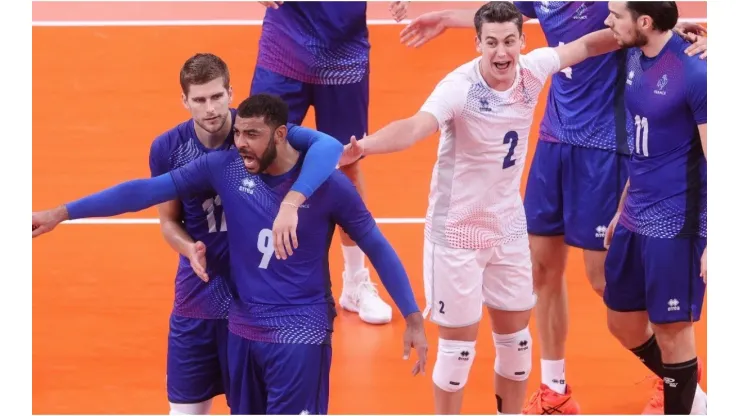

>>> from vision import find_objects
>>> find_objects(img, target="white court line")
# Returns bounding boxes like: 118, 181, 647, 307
62, 217, 425, 225
32, 17, 707, 27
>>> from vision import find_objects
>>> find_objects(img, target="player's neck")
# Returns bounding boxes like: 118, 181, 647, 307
263, 144, 300, 176
194, 116, 232, 149
478, 60, 515, 92
641, 30, 674, 58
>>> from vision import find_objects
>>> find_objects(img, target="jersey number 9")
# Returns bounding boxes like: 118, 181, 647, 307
257, 228, 275, 269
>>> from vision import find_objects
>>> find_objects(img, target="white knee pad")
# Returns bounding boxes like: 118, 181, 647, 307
432, 338, 477, 393
493, 326, 532, 382
169, 400, 213, 415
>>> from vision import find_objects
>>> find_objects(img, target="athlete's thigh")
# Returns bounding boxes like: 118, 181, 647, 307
313, 74, 369, 145
603, 225, 647, 313
524, 140, 565, 237
249, 66, 312, 125
482, 235, 537, 312
257, 342, 332, 415
423, 237, 485, 327
562, 146, 630, 251
644, 235, 707, 325
167, 315, 227, 404
226, 332, 266, 415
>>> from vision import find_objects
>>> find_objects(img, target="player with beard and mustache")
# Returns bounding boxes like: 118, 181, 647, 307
31, 93, 429, 416
602, 2, 708, 414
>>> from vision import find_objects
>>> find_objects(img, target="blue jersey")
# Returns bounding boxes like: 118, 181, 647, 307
256, 1, 370, 85
514, 1, 632, 153
169, 150, 376, 345
621, 33, 707, 239
148, 109, 238, 319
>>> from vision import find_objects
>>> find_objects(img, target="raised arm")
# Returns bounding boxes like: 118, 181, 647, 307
554, 29, 620, 72
283, 124, 343, 207
32, 154, 218, 238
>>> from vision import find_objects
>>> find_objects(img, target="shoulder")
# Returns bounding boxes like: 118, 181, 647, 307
430, 59, 477, 97
520, 47, 559, 68
150, 119, 192, 153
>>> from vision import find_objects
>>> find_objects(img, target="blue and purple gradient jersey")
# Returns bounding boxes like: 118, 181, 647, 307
148, 109, 238, 319
170, 151, 378, 345
514, 1, 632, 153
256, 1, 370, 85
621, 32, 707, 238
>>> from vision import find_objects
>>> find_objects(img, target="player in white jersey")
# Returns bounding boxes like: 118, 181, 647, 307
338, 2, 621, 414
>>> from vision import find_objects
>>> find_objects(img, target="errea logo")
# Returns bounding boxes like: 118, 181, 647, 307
667, 299, 680, 312
239, 177, 255, 194
595, 225, 607, 238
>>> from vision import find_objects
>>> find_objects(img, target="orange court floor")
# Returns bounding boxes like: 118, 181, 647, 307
32, 2, 708, 414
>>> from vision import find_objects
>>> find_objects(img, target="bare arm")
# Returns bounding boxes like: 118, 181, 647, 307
157, 199, 195, 256
438, 8, 530, 28
361, 111, 440, 156
617, 179, 630, 213
699, 124, 707, 159
554, 28, 619, 72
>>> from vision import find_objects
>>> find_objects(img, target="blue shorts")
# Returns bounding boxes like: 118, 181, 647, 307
524, 140, 630, 251
166, 315, 230, 405
604, 224, 706, 324
250, 66, 369, 145
227, 332, 332, 415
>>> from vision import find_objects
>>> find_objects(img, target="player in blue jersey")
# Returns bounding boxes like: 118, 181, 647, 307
399, 3, 706, 413
148, 53, 236, 415
602, 2, 707, 414
150, 53, 339, 414
32, 94, 429, 415
248, 1, 409, 326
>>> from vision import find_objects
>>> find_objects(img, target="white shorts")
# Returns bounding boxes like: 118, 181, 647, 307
422, 235, 536, 328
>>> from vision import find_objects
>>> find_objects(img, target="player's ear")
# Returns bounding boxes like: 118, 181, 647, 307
181, 92, 189, 110
227, 86, 233, 105
275, 125, 288, 143
520, 32, 526, 51
475, 35, 482, 53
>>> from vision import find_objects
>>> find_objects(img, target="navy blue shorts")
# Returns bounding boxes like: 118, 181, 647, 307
166, 315, 230, 405
227, 332, 332, 415
524, 140, 630, 251
604, 224, 706, 324
250, 66, 369, 145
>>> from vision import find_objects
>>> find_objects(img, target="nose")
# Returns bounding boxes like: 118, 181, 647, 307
206, 99, 216, 113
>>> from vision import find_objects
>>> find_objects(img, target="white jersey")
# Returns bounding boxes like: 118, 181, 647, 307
420, 47, 561, 249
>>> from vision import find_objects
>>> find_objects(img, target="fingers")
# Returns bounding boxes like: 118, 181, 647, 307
399, 21, 418, 41
32, 226, 45, 238
274, 229, 287, 260
282, 229, 294, 257
403, 340, 411, 360
290, 226, 299, 251
417, 344, 428, 375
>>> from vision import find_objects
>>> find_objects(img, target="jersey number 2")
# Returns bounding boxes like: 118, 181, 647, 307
503, 131, 519, 169
257, 229, 275, 269
634, 115, 649, 156
202, 196, 227, 233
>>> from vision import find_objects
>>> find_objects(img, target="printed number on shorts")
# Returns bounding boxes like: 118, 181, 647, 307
503, 131, 519, 169
202, 195, 227, 233
257, 228, 275, 269
438, 300, 446, 314
634, 115, 649, 156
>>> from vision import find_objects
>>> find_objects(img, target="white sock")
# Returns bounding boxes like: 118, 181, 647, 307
169, 400, 212, 415
541, 359, 567, 394
341, 244, 366, 277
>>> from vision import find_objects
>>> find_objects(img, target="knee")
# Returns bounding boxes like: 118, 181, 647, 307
493, 326, 532, 382
584, 260, 606, 297
432, 339, 476, 393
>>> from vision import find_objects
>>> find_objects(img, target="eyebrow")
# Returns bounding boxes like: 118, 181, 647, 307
485, 34, 517, 41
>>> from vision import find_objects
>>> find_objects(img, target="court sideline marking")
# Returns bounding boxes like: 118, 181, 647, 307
32, 17, 707, 27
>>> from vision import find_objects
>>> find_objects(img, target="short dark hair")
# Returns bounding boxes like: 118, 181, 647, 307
626, 1, 678, 32
179, 53, 230, 95
474, 1, 524, 37
236, 94, 289, 129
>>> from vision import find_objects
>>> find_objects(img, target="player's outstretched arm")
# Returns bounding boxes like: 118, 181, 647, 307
272, 125, 344, 259
554, 28, 620, 72
339, 111, 439, 167
32, 174, 181, 238
329, 174, 428, 375
400, 5, 531, 48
